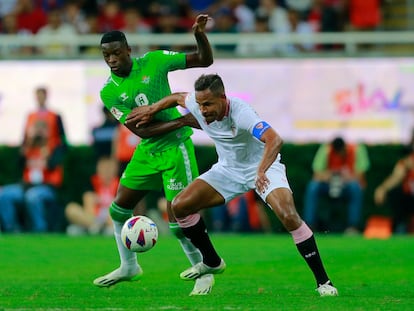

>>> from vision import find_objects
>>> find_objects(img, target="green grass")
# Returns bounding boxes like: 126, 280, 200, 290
1, 233, 414, 310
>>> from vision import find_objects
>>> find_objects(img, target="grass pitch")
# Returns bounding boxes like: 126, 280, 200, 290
0, 233, 413, 311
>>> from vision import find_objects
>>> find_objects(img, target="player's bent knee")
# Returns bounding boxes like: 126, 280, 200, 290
279, 212, 302, 230
171, 196, 187, 218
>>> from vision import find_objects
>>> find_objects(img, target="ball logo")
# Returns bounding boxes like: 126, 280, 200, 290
125, 236, 132, 249
127, 217, 139, 229
137, 229, 146, 247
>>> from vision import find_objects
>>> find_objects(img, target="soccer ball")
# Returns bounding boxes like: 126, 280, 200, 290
121, 215, 158, 253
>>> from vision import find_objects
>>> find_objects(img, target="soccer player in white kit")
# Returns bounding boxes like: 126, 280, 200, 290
126, 74, 338, 296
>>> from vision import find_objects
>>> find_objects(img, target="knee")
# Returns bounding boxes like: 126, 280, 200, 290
171, 195, 192, 219
279, 211, 302, 231
171, 196, 185, 218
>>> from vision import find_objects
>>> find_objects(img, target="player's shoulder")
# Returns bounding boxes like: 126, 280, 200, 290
100, 77, 116, 98
140, 50, 179, 59
230, 97, 256, 115
184, 92, 197, 110
101, 76, 112, 88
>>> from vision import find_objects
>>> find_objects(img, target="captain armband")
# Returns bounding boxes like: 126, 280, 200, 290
252, 121, 271, 140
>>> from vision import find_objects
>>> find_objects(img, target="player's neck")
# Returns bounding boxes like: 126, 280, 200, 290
217, 99, 230, 121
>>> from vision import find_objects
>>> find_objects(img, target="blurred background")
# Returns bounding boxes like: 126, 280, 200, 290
1, 0, 414, 236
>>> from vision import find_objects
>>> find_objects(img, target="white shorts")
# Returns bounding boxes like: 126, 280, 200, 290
198, 160, 291, 204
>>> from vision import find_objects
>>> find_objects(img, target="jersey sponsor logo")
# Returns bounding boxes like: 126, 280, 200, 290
141, 76, 150, 84
110, 107, 123, 120
135, 93, 149, 106
120, 92, 129, 101
163, 50, 178, 55
167, 178, 185, 191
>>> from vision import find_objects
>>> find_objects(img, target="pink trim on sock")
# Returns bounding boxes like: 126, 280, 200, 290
290, 222, 313, 244
176, 213, 201, 228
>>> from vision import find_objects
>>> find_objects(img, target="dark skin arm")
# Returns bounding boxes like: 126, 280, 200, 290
123, 14, 211, 137
255, 128, 284, 194
126, 92, 188, 127
186, 14, 213, 68
124, 113, 201, 139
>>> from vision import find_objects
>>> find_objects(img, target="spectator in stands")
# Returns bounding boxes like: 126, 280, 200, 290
38, 0, 65, 11
255, 0, 290, 34
186, 0, 219, 15
151, 5, 188, 50
0, 13, 34, 56
65, 156, 118, 236
304, 0, 347, 49
0, 0, 17, 19
36, 8, 78, 57
210, 7, 238, 52
77, 0, 99, 16
227, 0, 256, 32
121, 7, 152, 34
14, 0, 48, 34
62, 0, 89, 34
284, 8, 315, 53
91, 106, 118, 160
302, 136, 370, 234
374, 138, 414, 233
79, 12, 101, 55
97, 0, 125, 33
347, 0, 382, 31
0, 86, 67, 233
285, 0, 312, 19
236, 11, 277, 56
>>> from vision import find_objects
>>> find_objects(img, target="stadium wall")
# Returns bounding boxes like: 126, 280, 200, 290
0, 143, 406, 232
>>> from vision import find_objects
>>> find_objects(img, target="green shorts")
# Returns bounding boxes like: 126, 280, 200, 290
120, 138, 199, 201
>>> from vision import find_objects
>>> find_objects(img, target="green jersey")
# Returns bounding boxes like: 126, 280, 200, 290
100, 50, 193, 153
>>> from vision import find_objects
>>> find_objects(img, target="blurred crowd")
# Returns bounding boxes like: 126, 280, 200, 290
0, 0, 383, 57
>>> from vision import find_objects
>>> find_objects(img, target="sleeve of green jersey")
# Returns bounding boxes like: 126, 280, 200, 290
100, 87, 131, 124
151, 50, 186, 71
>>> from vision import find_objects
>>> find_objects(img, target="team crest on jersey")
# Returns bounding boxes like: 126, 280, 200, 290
110, 107, 123, 120
255, 122, 264, 129
141, 76, 150, 84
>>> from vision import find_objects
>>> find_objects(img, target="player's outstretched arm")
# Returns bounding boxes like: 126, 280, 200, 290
124, 113, 200, 139
126, 92, 188, 127
186, 14, 213, 68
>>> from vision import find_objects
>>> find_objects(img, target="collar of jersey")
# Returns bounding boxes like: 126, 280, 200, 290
110, 59, 138, 85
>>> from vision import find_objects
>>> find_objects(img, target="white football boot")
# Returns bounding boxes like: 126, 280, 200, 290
190, 274, 215, 296
316, 281, 338, 297
93, 266, 143, 287
180, 259, 226, 280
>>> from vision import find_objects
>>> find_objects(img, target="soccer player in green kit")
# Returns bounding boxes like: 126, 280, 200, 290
94, 14, 214, 296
